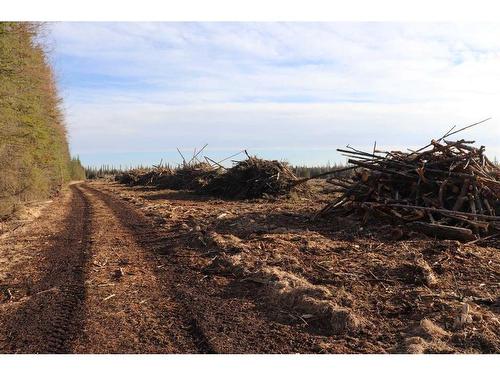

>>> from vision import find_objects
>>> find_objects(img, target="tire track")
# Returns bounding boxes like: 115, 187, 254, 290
45, 285, 86, 353
42, 186, 91, 353
3, 184, 91, 353
81, 184, 217, 353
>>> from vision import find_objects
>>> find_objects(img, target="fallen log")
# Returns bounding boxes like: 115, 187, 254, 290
409, 222, 475, 241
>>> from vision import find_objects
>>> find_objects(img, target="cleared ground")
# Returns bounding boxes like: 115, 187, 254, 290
0, 181, 498, 353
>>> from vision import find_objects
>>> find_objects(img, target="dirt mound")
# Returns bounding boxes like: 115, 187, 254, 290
205, 232, 249, 253
207, 251, 364, 335
393, 294, 499, 354
199, 157, 304, 199
403, 336, 454, 354
416, 318, 452, 340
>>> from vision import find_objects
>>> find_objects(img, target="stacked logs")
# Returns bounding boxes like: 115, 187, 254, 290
320, 139, 500, 240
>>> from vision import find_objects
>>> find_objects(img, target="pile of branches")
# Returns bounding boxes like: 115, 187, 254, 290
320, 131, 499, 241
199, 156, 302, 199
115, 163, 220, 190
115, 166, 173, 186
115, 168, 151, 185
159, 162, 221, 190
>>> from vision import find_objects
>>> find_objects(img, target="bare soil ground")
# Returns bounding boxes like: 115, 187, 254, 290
0, 180, 498, 353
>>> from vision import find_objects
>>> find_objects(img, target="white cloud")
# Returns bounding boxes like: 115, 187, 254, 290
49, 22, 500, 165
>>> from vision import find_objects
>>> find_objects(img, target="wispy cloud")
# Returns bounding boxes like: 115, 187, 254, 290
49, 22, 500, 166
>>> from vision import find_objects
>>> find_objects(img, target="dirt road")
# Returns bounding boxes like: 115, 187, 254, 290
0, 181, 498, 353
0, 182, 313, 353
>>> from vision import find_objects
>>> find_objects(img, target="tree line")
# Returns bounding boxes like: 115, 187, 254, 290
0, 22, 84, 219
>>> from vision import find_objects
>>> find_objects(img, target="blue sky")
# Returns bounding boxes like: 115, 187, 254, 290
48, 22, 500, 167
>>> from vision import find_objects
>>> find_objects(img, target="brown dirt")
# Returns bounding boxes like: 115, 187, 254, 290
0, 180, 498, 353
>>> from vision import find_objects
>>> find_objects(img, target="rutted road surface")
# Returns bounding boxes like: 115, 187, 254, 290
1, 181, 498, 353
0, 182, 314, 353
0, 183, 220, 353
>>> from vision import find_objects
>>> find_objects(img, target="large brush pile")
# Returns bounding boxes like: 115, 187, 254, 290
320, 138, 500, 241
158, 162, 221, 190
115, 167, 173, 186
115, 163, 220, 190
115, 168, 149, 185
199, 157, 301, 199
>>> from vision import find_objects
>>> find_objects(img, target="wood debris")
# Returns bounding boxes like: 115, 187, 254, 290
319, 122, 499, 240
199, 156, 302, 199
116, 152, 305, 199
